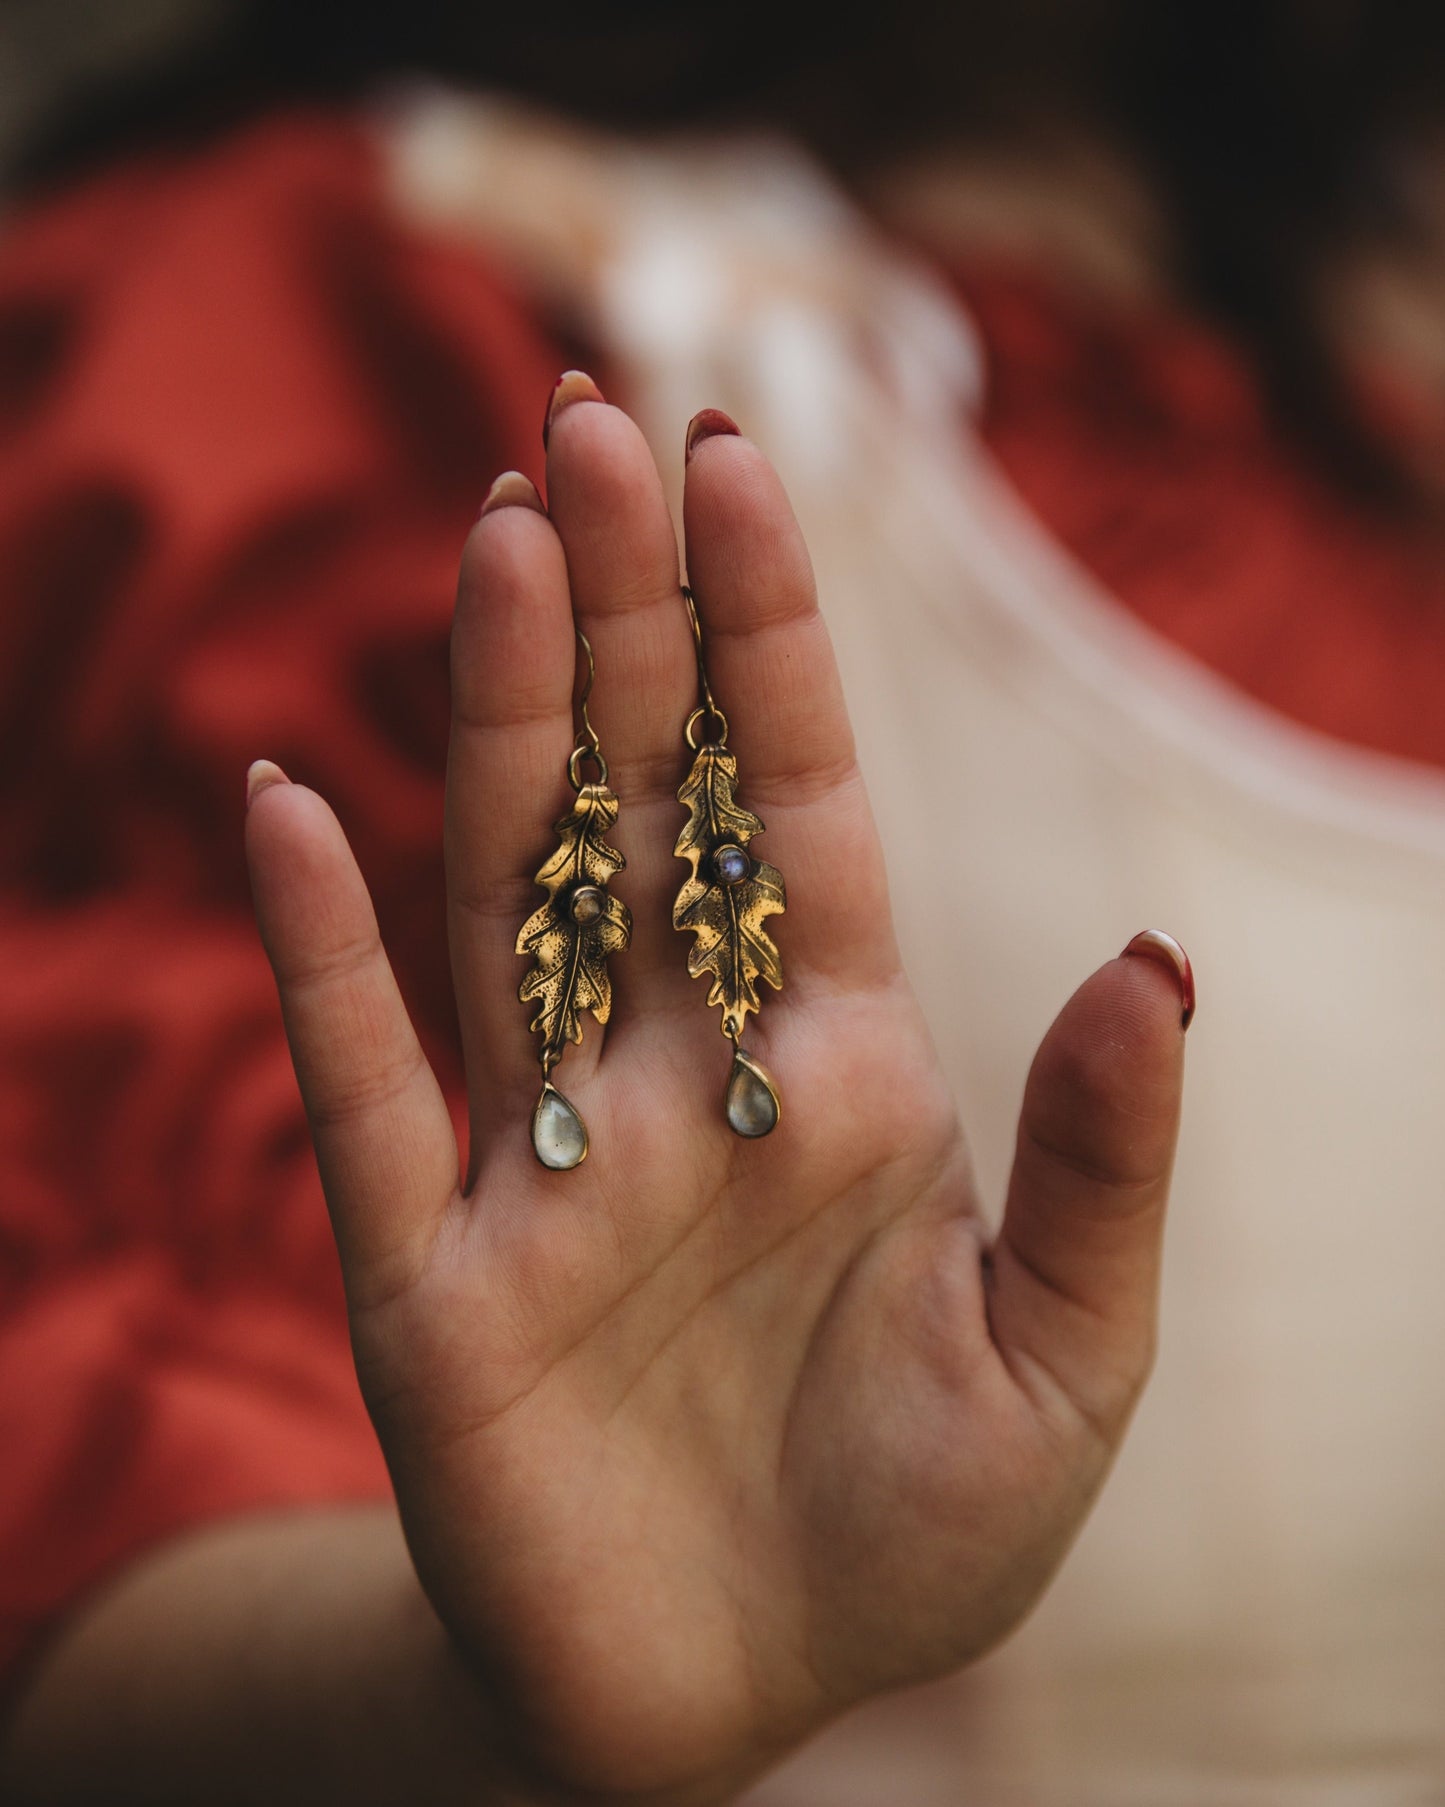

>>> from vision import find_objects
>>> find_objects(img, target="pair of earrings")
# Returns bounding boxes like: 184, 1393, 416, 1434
515, 588, 785, 1170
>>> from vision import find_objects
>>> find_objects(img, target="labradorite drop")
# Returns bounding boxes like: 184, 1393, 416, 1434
725, 1050, 780, 1139
531, 1083, 589, 1170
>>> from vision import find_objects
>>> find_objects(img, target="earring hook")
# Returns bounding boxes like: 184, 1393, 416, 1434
574, 627, 600, 755
568, 628, 608, 788
682, 586, 729, 749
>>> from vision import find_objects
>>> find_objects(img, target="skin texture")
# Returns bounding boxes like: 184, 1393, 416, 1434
1, 394, 1185, 1805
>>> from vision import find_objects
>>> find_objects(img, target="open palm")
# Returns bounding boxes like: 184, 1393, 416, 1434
245, 384, 1188, 1803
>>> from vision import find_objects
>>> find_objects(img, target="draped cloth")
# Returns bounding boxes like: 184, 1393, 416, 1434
0, 114, 557, 1692
4, 95, 1445, 1801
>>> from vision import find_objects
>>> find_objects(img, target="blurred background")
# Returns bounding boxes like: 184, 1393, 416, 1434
3, 5, 1445, 1803
10, 0, 1445, 512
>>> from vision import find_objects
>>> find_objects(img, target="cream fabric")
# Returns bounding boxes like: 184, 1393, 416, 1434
386, 95, 1445, 1802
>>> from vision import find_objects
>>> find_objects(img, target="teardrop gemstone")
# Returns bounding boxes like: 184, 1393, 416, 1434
725, 1049, 780, 1139
531, 1082, 589, 1170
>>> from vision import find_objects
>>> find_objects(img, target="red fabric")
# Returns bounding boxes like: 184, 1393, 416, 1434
956, 265, 1445, 772
5, 109, 1444, 1703
0, 115, 560, 1690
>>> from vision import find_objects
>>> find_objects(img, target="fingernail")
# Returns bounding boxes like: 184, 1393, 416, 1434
685, 408, 741, 463
542, 370, 605, 449
246, 759, 290, 810
479, 471, 546, 519
1121, 929, 1196, 1031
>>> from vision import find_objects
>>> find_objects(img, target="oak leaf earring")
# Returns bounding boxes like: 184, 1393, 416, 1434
516, 630, 631, 1170
672, 586, 785, 1137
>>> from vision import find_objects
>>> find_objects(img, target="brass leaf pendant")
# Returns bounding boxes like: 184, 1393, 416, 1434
516, 781, 631, 1165
672, 745, 785, 1042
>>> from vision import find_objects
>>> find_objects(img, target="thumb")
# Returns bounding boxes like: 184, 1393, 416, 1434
990, 931, 1192, 1441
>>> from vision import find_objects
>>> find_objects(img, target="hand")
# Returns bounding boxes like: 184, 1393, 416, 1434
245, 385, 1188, 1802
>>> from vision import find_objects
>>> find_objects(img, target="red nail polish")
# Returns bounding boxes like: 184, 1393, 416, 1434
685, 408, 741, 463
246, 759, 290, 810
542, 370, 605, 449
479, 471, 546, 519
1121, 930, 1195, 1031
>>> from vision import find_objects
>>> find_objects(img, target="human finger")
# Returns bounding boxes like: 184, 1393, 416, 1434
989, 932, 1192, 1443
246, 764, 460, 1302
543, 376, 698, 1012
446, 472, 587, 1159
681, 414, 900, 993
